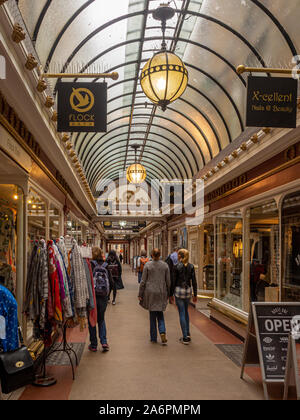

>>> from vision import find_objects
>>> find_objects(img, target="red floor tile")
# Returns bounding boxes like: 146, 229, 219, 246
188, 306, 243, 344
19, 366, 74, 400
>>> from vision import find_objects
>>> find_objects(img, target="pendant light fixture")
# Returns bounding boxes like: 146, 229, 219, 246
126, 144, 147, 184
140, 4, 188, 111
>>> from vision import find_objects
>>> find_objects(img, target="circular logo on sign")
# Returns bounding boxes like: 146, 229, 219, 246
70, 88, 95, 113
15, 361, 24, 368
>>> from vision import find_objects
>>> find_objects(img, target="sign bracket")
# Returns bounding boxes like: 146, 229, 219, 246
40, 72, 119, 80
237, 65, 300, 76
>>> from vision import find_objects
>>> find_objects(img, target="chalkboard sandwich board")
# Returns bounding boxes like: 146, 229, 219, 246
241, 302, 300, 400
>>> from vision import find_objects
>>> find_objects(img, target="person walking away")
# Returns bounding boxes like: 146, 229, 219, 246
88, 247, 111, 352
170, 249, 197, 345
165, 247, 179, 284
119, 253, 123, 264
138, 248, 170, 345
137, 249, 149, 284
105, 250, 122, 305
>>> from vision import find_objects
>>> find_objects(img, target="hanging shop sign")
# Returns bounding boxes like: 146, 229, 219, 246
57, 82, 107, 133
241, 302, 300, 400
246, 76, 298, 128
284, 334, 300, 400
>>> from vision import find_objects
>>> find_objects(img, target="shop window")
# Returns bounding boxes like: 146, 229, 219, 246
49, 203, 60, 240
27, 189, 46, 248
172, 230, 178, 249
203, 224, 214, 291
190, 239, 197, 266
0, 184, 19, 295
282, 191, 300, 302
246, 200, 279, 303
216, 210, 243, 309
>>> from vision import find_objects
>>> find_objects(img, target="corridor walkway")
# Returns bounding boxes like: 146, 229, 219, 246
68, 266, 263, 400
17, 265, 266, 400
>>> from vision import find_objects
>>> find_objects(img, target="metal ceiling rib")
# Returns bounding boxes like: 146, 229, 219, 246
17, 0, 300, 195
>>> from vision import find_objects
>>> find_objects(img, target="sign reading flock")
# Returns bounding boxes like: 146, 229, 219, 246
57, 82, 107, 132
241, 302, 300, 400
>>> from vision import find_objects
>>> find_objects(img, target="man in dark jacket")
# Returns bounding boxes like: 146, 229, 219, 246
165, 247, 179, 284
170, 249, 197, 345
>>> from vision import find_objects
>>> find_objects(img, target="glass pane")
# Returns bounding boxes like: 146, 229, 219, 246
0, 184, 19, 295
27, 189, 46, 245
246, 200, 279, 303
50, 203, 60, 240
282, 191, 300, 302
216, 210, 243, 310
203, 224, 214, 291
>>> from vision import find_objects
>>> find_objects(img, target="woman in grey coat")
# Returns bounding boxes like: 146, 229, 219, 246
138, 248, 171, 345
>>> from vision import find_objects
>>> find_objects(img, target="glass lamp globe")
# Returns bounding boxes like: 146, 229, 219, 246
140, 51, 188, 111
126, 163, 147, 184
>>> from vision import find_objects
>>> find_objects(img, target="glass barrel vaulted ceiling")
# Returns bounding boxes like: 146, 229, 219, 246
17, 0, 300, 195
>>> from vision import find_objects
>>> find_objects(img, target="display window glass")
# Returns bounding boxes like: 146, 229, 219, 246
49, 203, 60, 240
27, 189, 46, 249
282, 191, 300, 302
246, 200, 279, 303
216, 210, 243, 309
172, 229, 178, 249
203, 223, 214, 291
0, 184, 19, 295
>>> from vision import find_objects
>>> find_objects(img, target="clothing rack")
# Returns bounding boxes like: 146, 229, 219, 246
34, 322, 79, 386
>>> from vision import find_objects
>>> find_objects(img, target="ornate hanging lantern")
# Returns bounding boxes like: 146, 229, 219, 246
126, 144, 147, 184
140, 4, 188, 111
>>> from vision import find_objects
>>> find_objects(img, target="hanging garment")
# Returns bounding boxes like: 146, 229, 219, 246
24, 242, 41, 322
38, 240, 49, 330
47, 241, 63, 324
0, 285, 19, 352
56, 242, 75, 318
70, 240, 89, 321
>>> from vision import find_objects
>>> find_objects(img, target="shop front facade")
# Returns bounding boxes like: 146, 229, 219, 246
204, 140, 300, 337
0, 91, 102, 350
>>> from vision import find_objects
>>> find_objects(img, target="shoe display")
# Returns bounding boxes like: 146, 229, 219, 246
160, 333, 168, 345
88, 344, 97, 352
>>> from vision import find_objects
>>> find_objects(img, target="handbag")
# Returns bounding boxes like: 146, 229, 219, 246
0, 326, 35, 394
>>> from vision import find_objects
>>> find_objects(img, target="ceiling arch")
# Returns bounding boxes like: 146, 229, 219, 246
17, 0, 300, 197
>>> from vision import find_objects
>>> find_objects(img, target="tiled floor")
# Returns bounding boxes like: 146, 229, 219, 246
14, 266, 293, 400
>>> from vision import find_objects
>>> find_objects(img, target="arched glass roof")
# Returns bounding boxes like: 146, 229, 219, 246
18, 0, 300, 194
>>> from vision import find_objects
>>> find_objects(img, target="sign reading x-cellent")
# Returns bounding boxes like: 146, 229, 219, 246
246, 76, 298, 128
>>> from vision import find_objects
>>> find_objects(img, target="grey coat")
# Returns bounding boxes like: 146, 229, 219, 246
138, 260, 171, 312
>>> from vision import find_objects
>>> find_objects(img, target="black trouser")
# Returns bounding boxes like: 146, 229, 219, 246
109, 277, 117, 302
88, 295, 108, 346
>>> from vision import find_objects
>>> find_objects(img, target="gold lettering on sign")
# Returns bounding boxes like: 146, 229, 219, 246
252, 91, 293, 103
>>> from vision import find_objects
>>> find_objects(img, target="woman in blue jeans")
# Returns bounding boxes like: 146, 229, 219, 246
138, 248, 170, 345
170, 249, 197, 345
88, 247, 112, 352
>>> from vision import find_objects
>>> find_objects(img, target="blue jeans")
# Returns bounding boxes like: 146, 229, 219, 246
88, 296, 108, 347
175, 297, 190, 339
138, 271, 143, 284
149, 311, 166, 342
